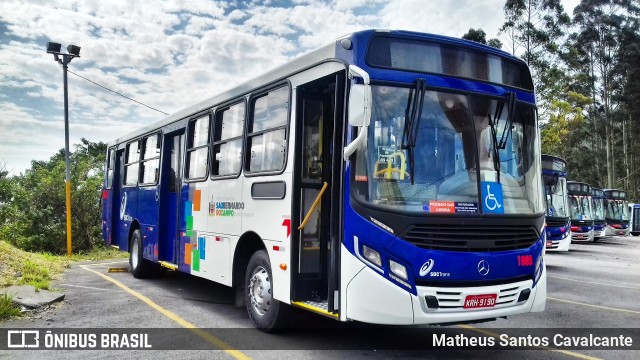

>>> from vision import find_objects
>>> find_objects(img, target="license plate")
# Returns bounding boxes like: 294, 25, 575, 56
463, 294, 497, 309
617, 231, 625, 235
577, 235, 584, 239
546, 241, 553, 246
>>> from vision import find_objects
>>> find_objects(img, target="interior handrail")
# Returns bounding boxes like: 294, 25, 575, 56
298, 181, 328, 230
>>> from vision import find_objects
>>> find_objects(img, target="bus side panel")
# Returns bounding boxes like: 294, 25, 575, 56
137, 185, 159, 261
178, 183, 194, 274
242, 174, 292, 302
202, 179, 241, 285
158, 191, 178, 262
102, 187, 113, 246
177, 182, 211, 275
118, 187, 138, 251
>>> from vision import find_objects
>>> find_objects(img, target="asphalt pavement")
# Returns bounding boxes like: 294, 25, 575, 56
1, 236, 639, 360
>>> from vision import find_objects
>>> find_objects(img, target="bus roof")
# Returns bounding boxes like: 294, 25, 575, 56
541, 154, 567, 175
603, 189, 627, 200
567, 181, 592, 195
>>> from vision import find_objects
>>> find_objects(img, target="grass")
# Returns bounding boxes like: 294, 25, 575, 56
0, 240, 127, 320
0, 240, 69, 291
0, 293, 21, 320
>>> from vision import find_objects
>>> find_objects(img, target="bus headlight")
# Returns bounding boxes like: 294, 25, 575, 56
362, 245, 382, 267
534, 252, 544, 283
389, 260, 408, 280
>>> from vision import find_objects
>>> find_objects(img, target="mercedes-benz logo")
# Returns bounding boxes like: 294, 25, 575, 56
477, 260, 490, 276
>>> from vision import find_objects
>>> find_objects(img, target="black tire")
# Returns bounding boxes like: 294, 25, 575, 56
129, 229, 155, 278
245, 250, 289, 331
632, 232, 640, 237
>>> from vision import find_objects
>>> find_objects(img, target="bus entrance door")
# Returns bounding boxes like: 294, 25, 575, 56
112, 149, 125, 249
158, 131, 184, 264
293, 72, 344, 315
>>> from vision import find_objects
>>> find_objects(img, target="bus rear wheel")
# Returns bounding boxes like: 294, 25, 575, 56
129, 229, 155, 278
245, 250, 289, 331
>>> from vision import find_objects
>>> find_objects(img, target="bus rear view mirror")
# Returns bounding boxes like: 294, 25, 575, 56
347, 65, 371, 127
348, 83, 371, 127
344, 65, 372, 160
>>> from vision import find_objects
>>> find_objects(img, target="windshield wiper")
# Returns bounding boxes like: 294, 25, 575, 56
402, 78, 426, 185
486, 92, 516, 183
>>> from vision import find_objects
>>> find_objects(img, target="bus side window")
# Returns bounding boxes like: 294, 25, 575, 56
140, 133, 161, 185
124, 140, 140, 186
106, 148, 115, 188
247, 86, 289, 173
213, 101, 245, 177
186, 114, 211, 180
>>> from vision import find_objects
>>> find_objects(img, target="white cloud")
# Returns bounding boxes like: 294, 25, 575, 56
0, 0, 579, 174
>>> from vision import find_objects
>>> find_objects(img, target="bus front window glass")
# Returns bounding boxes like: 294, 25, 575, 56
472, 98, 542, 214
569, 196, 581, 220
592, 198, 605, 220
353, 87, 477, 211
581, 196, 592, 220
353, 86, 543, 215
545, 177, 568, 217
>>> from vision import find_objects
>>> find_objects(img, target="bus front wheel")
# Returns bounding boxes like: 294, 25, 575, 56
245, 250, 289, 331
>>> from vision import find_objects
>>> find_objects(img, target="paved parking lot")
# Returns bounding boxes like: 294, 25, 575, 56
1, 236, 638, 359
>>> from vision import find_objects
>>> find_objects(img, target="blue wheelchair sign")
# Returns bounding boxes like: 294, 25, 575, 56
481, 181, 504, 214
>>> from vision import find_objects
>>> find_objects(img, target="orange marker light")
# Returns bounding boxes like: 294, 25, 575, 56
279, 263, 287, 271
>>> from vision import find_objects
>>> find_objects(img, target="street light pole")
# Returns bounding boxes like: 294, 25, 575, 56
46, 42, 81, 257
62, 54, 72, 258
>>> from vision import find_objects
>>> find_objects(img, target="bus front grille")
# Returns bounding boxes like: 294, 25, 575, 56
401, 224, 540, 252
545, 218, 569, 228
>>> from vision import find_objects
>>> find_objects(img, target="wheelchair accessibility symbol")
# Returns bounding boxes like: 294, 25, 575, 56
481, 181, 504, 214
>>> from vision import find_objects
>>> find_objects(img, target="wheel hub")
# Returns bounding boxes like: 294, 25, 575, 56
248, 266, 272, 316
131, 237, 139, 269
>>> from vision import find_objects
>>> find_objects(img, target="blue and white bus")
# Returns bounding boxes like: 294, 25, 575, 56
102, 29, 546, 330
541, 155, 570, 251
567, 181, 594, 242
604, 189, 630, 236
591, 188, 606, 239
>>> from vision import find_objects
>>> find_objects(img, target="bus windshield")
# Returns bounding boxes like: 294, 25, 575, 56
607, 200, 629, 221
592, 197, 605, 221
352, 85, 543, 215
544, 176, 568, 218
569, 195, 592, 221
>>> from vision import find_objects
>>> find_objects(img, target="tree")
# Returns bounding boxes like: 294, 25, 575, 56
572, 0, 637, 188
500, 0, 571, 117
0, 139, 107, 254
541, 92, 595, 183
462, 28, 503, 49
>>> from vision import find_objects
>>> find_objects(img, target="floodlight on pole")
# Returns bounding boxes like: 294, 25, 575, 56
46, 41, 81, 257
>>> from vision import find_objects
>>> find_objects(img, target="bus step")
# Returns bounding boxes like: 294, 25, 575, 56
291, 300, 338, 319
158, 261, 178, 270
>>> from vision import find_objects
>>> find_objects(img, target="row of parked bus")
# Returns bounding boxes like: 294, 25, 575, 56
542, 154, 638, 252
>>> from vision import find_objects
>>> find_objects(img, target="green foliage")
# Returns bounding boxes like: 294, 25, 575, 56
0, 293, 21, 320
462, 28, 503, 49
0, 139, 107, 254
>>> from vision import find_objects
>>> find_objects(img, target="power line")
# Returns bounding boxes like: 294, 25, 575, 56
66, 69, 169, 115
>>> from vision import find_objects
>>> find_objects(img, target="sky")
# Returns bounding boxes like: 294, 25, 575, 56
0, 0, 581, 175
